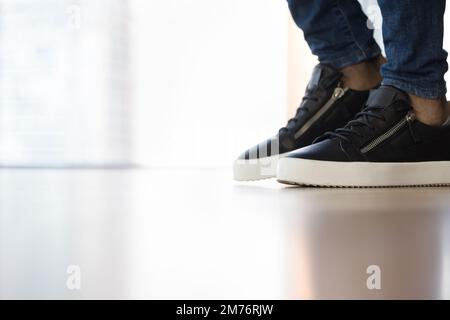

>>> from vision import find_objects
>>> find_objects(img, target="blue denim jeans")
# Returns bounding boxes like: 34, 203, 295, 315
287, 0, 448, 99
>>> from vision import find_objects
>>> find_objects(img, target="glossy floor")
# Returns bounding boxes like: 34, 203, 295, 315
1, 168, 450, 299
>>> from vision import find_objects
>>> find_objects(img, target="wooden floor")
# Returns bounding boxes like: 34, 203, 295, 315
1, 168, 450, 299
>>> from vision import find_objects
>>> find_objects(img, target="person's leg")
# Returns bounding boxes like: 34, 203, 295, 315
276, 1, 450, 187
288, 0, 383, 90
378, 0, 450, 126
234, 0, 383, 181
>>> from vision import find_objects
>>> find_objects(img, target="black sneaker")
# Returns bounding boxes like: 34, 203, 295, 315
233, 63, 372, 181
277, 86, 450, 187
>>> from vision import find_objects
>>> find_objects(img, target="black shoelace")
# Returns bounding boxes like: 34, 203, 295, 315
315, 105, 387, 143
279, 94, 319, 134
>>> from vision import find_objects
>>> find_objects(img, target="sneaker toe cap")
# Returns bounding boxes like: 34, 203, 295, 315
286, 139, 350, 162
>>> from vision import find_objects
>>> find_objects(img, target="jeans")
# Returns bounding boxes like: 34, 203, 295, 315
287, 0, 448, 99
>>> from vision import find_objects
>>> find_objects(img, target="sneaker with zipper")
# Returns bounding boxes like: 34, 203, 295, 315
233, 63, 372, 181
277, 85, 450, 187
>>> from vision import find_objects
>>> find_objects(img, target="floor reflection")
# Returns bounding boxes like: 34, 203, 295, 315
0, 169, 131, 299
2, 169, 450, 299
282, 187, 450, 299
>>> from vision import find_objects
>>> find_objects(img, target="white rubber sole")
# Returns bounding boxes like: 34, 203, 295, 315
277, 157, 450, 187
233, 153, 287, 181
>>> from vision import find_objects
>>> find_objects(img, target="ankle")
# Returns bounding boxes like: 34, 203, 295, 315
409, 94, 450, 126
340, 55, 384, 91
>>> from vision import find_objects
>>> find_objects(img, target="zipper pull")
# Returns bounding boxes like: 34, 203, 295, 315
406, 112, 416, 123
332, 86, 346, 99
406, 111, 420, 143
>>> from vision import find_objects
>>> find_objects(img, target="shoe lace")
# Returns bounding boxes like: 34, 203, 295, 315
315, 105, 386, 143
279, 95, 319, 134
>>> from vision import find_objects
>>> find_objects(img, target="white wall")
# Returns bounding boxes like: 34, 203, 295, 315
130, 0, 289, 167
0, 0, 132, 166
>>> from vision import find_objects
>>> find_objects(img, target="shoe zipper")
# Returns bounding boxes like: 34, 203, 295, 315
294, 85, 348, 139
360, 112, 416, 154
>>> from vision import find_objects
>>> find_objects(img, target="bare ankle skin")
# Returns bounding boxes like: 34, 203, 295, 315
340, 55, 385, 91
409, 94, 450, 126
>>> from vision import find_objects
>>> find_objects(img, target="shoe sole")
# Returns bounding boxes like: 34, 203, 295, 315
277, 158, 450, 187
233, 153, 287, 181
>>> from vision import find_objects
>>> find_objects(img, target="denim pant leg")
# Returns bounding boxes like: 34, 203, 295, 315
287, 0, 381, 69
378, 0, 448, 99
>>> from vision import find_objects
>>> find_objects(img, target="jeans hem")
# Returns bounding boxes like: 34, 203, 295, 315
382, 78, 447, 99
320, 41, 382, 70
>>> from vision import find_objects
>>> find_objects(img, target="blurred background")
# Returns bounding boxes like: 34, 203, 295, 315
2, 0, 450, 300
0, 0, 397, 169
1, 0, 449, 168
0, 0, 289, 168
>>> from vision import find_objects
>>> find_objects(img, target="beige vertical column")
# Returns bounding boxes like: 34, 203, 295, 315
286, 16, 318, 118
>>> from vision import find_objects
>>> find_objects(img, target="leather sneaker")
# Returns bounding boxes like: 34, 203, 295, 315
277, 86, 450, 187
233, 63, 373, 181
